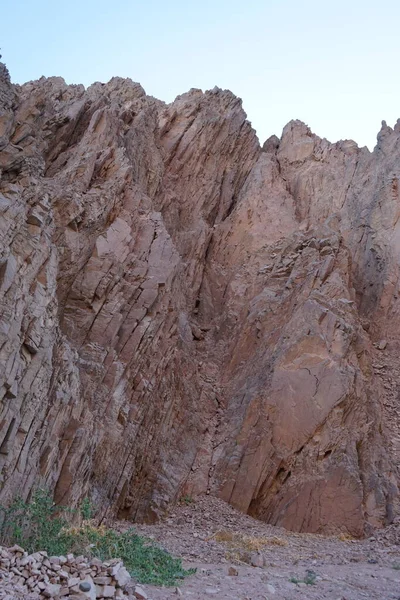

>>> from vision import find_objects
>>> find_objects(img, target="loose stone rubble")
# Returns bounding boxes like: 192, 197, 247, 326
0, 545, 133, 599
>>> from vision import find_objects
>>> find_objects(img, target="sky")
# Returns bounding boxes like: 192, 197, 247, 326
2, 0, 400, 150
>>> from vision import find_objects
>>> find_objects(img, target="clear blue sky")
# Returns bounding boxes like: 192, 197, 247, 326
2, 0, 400, 149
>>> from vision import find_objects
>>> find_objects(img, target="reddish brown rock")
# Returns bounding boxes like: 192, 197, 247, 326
0, 62, 398, 536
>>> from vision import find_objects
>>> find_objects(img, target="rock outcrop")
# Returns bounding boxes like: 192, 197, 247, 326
0, 62, 399, 536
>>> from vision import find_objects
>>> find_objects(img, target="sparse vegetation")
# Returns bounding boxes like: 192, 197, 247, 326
338, 532, 354, 541
0, 489, 195, 586
0, 489, 73, 556
213, 530, 287, 550
180, 495, 194, 505
80, 496, 93, 521
304, 569, 317, 585
212, 530, 288, 565
289, 570, 317, 586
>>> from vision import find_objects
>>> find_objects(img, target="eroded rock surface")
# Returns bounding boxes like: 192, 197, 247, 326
0, 63, 399, 535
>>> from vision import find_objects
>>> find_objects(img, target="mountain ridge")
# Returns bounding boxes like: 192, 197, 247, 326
1, 62, 399, 536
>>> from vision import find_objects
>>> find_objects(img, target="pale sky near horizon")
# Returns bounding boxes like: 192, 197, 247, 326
2, 0, 400, 150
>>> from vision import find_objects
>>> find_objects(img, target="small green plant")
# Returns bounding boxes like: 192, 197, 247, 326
289, 570, 317, 586
180, 495, 194, 505
0, 490, 195, 586
304, 569, 317, 585
66, 524, 196, 585
0, 489, 73, 556
80, 497, 93, 521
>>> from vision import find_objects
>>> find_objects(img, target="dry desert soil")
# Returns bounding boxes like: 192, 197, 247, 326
119, 495, 400, 600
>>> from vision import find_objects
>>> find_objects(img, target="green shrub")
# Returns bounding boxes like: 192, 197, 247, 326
76, 525, 195, 585
179, 495, 194, 505
289, 570, 317, 586
80, 496, 93, 521
0, 489, 73, 556
0, 490, 195, 586
304, 570, 317, 585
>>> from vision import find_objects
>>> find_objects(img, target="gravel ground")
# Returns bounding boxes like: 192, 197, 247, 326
116, 495, 400, 600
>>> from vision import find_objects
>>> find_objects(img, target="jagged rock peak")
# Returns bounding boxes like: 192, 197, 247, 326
0, 66, 399, 537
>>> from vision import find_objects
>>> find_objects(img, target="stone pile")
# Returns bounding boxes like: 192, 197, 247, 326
0, 545, 134, 599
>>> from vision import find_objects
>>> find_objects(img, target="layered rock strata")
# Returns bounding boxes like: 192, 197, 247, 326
0, 62, 399, 535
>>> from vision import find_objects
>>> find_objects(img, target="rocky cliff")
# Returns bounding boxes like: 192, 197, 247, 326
0, 62, 399, 536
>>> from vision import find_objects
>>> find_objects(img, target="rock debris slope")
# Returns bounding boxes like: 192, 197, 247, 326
0, 62, 399, 536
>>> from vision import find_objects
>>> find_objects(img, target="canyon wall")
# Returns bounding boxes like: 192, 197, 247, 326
0, 62, 399, 535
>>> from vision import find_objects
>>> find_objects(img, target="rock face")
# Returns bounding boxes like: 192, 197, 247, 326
0, 62, 399, 536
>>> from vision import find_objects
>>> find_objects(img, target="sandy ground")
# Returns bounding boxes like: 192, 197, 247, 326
119, 495, 400, 600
